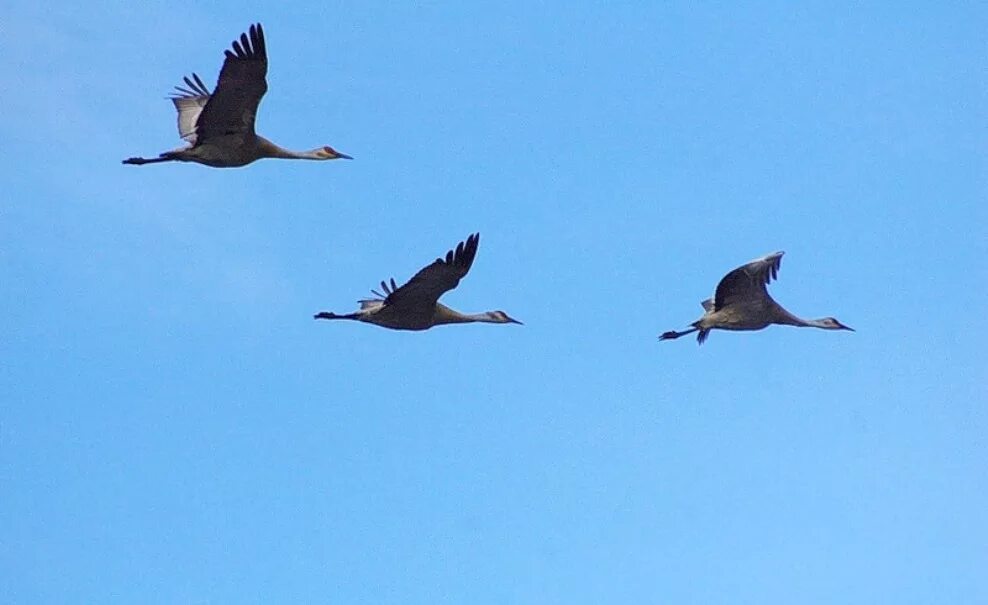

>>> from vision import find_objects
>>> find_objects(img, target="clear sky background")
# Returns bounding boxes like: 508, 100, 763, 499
2, 2, 985, 603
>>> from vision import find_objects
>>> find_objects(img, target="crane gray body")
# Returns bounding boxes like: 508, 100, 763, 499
123, 24, 351, 168
315, 234, 522, 332
660, 252, 853, 345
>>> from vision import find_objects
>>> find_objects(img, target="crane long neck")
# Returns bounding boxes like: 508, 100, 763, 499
448, 313, 498, 324
464, 312, 501, 323
774, 306, 832, 329
771, 304, 814, 327
257, 137, 321, 160
434, 307, 497, 325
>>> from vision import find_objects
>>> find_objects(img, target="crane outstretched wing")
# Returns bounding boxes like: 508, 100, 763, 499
712, 251, 784, 311
169, 73, 211, 143
193, 23, 268, 142
378, 233, 481, 311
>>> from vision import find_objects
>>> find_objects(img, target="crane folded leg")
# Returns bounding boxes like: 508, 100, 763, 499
659, 326, 711, 344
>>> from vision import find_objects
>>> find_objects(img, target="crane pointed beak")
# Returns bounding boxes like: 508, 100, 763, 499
840, 323, 855, 331
508, 317, 524, 325
336, 152, 353, 160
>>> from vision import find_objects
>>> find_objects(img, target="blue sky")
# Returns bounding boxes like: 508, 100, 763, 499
2, 2, 985, 603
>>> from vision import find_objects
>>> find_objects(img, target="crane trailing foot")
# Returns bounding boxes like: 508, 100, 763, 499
659, 327, 699, 341
314, 311, 359, 321
122, 156, 172, 165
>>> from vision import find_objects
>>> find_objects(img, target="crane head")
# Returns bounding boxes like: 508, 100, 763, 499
821, 317, 854, 331
489, 310, 523, 325
318, 146, 353, 160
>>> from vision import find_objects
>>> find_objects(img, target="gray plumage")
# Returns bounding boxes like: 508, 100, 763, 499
314, 233, 523, 331
659, 251, 854, 345
123, 24, 351, 168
